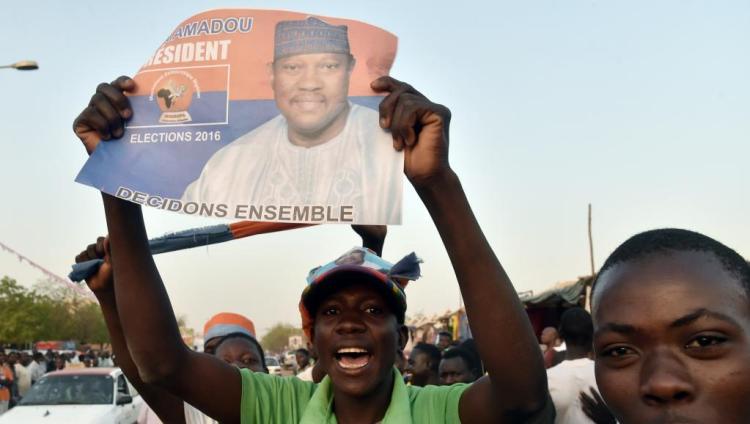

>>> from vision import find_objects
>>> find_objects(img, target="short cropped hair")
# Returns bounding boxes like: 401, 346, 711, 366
592, 228, 750, 301
442, 346, 482, 378
296, 348, 310, 357
558, 307, 593, 349
413, 342, 442, 372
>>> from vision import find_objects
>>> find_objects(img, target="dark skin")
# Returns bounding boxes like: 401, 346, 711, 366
592, 251, 750, 423
437, 334, 452, 351
75, 236, 268, 423
295, 351, 310, 370
311, 282, 407, 423
406, 348, 440, 387
439, 356, 477, 385
72, 75, 549, 423
75, 225, 381, 423
579, 388, 616, 424
75, 236, 186, 423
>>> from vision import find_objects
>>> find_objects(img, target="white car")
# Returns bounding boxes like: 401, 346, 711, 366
0, 367, 143, 424
265, 356, 283, 376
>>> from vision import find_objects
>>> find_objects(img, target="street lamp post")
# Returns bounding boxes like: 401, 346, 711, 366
0, 60, 39, 70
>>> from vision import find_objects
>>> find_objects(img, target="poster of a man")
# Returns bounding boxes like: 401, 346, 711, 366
75, 10, 402, 225
182, 17, 402, 224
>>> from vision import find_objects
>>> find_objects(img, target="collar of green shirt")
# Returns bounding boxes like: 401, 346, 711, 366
300, 368, 411, 424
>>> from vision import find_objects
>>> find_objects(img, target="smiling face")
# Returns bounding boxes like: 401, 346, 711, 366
311, 280, 406, 398
214, 336, 266, 373
271, 53, 354, 146
592, 250, 750, 423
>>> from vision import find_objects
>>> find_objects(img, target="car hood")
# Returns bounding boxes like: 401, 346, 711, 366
0, 404, 114, 423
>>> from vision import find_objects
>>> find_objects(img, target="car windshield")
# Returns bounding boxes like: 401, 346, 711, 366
265, 357, 279, 367
19, 374, 113, 406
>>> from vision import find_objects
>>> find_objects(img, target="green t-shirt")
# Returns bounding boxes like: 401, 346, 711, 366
239, 368, 468, 424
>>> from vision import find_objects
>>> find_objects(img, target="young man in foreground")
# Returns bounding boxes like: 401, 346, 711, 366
72, 76, 553, 423
591, 228, 750, 423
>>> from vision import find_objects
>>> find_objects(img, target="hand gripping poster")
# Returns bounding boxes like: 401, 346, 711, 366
76, 9, 401, 225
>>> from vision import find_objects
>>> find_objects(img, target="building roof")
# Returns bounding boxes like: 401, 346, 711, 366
521, 276, 592, 308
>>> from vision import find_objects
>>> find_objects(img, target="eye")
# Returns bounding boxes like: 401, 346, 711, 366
685, 334, 728, 349
320, 62, 340, 70
322, 306, 339, 316
599, 345, 636, 358
364, 304, 384, 315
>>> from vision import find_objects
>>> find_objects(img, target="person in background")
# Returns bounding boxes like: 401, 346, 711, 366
436, 331, 453, 351
13, 353, 32, 399
76, 236, 270, 424
0, 354, 13, 414
53, 355, 66, 371
541, 327, 565, 369
99, 351, 114, 367
28, 353, 46, 384
439, 346, 482, 385
294, 348, 314, 382
546, 307, 600, 424
407, 342, 441, 387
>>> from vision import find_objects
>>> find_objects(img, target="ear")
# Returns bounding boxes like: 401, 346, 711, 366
397, 324, 408, 351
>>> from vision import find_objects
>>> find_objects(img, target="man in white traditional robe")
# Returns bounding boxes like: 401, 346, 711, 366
182, 17, 402, 224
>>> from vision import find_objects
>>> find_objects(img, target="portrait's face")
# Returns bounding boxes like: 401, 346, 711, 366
312, 282, 405, 398
271, 53, 354, 145
439, 356, 475, 385
592, 251, 750, 423
214, 337, 265, 373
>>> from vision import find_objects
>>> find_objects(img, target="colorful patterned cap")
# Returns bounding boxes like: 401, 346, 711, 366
299, 247, 422, 340
274, 17, 350, 60
203, 312, 257, 345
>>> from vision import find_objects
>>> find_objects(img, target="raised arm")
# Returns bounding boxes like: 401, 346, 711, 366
352, 225, 387, 256
74, 237, 185, 423
373, 77, 551, 423
73, 77, 242, 423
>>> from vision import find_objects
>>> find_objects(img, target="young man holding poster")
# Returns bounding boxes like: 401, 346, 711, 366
181, 17, 402, 225
72, 76, 554, 423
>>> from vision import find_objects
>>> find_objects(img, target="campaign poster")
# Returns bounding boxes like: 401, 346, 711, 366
76, 9, 401, 225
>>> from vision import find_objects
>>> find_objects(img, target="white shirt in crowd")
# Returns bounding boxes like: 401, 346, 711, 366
296, 364, 314, 382
184, 402, 218, 424
137, 404, 163, 424
546, 357, 598, 424
28, 360, 45, 383
13, 363, 32, 397
98, 357, 114, 367
182, 104, 403, 224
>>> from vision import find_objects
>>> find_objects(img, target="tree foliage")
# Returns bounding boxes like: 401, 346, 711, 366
260, 323, 302, 354
0, 276, 109, 346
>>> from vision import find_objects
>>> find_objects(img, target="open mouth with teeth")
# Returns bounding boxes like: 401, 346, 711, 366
335, 347, 372, 370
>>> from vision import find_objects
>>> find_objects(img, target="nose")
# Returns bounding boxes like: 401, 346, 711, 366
297, 66, 323, 91
334, 309, 366, 335
639, 349, 695, 406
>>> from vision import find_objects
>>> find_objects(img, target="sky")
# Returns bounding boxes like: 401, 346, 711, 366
0, 0, 748, 338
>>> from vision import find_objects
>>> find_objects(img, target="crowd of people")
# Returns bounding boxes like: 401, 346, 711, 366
0, 347, 115, 413
10, 17, 742, 421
